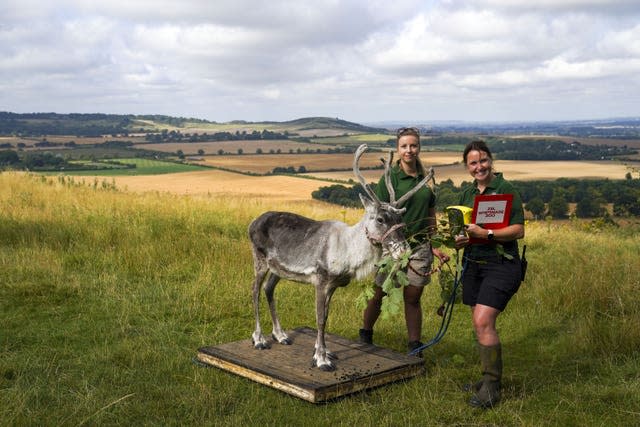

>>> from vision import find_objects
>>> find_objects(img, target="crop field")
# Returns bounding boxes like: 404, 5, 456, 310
132, 120, 374, 138
190, 151, 458, 174
60, 154, 638, 201
64, 158, 208, 176
107, 170, 337, 201
135, 139, 330, 156
510, 135, 640, 149
306, 159, 636, 185
1, 135, 148, 149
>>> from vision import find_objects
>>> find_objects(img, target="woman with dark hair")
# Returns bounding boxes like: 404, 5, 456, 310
455, 140, 525, 408
359, 127, 449, 354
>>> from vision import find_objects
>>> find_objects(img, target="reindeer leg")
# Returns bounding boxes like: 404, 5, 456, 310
251, 265, 270, 350
313, 284, 338, 371
263, 273, 290, 345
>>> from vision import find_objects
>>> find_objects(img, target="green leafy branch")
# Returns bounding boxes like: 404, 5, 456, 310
356, 250, 411, 320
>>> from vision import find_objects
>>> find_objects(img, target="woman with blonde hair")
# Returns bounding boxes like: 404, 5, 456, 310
359, 127, 449, 354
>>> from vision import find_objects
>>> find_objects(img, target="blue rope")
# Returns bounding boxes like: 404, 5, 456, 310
408, 254, 467, 356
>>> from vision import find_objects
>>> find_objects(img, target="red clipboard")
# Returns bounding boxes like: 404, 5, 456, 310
469, 194, 513, 244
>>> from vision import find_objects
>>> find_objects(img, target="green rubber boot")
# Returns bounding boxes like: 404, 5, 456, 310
469, 343, 502, 409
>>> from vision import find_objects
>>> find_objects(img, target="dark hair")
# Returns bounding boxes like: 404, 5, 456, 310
463, 140, 493, 164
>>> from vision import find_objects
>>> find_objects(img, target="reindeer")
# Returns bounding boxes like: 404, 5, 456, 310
248, 144, 435, 371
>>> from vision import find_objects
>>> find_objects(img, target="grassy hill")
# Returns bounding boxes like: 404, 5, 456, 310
0, 112, 385, 136
1, 172, 639, 425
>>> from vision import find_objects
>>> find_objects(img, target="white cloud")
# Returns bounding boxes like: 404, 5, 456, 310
0, 0, 639, 122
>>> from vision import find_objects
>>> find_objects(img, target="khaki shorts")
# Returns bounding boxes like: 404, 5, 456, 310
375, 244, 434, 288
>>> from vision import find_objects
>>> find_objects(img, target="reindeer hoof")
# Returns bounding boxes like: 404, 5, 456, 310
252, 339, 270, 350
319, 363, 336, 372
312, 355, 336, 371
272, 334, 292, 345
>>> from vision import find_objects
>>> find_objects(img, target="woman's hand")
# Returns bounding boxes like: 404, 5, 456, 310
463, 223, 485, 239
454, 234, 469, 250
432, 247, 450, 264
454, 223, 486, 249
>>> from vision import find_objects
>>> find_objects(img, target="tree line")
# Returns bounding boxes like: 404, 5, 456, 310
312, 175, 640, 219
144, 129, 292, 143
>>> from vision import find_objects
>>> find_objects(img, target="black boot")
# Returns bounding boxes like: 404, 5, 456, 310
462, 380, 483, 393
358, 328, 373, 344
407, 340, 424, 358
469, 343, 502, 409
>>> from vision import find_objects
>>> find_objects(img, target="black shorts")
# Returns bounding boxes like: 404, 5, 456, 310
461, 256, 522, 311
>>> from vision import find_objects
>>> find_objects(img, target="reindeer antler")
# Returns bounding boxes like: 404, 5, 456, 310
353, 144, 380, 203
394, 166, 435, 207
381, 151, 397, 204
354, 144, 432, 213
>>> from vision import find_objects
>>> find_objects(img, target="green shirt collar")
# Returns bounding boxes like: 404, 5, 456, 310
473, 172, 504, 194
393, 161, 425, 180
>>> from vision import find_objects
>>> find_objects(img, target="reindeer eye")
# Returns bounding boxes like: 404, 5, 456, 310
376, 216, 384, 224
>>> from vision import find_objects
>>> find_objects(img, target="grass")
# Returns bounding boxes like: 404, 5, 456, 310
1, 172, 640, 426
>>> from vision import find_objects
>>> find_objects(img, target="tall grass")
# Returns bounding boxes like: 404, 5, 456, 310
1, 171, 639, 426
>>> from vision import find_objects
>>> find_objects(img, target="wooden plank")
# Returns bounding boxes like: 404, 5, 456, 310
197, 326, 425, 403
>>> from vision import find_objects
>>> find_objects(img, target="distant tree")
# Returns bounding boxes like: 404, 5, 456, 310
297, 165, 307, 173
237, 148, 243, 155
0, 150, 20, 166
177, 150, 185, 159
256, 148, 263, 154
197, 149, 205, 156
434, 187, 459, 212
217, 149, 224, 155
575, 189, 606, 218
613, 188, 640, 216
547, 195, 569, 218
525, 197, 546, 220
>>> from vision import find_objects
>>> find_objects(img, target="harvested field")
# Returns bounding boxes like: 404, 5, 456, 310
192, 151, 460, 174
135, 140, 332, 155
305, 159, 636, 185
3, 135, 147, 150
510, 135, 640, 149
108, 169, 336, 201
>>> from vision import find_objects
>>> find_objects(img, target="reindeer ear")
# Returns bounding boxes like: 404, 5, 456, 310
359, 193, 375, 210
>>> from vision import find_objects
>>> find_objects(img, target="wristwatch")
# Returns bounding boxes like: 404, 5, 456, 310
487, 229, 495, 240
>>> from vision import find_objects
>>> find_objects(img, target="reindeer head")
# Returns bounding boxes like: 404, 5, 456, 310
353, 144, 435, 260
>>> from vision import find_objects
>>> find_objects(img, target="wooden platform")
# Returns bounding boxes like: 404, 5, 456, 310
196, 326, 425, 403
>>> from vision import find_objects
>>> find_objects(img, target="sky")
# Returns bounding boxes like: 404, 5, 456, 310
1, 0, 639, 124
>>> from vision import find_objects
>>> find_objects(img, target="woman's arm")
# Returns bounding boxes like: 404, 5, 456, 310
454, 223, 524, 249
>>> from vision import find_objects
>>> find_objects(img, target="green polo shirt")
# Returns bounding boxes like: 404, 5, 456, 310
458, 172, 524, 258
375, 163, 435, 246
